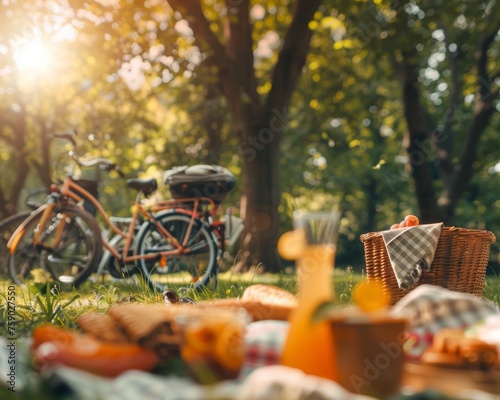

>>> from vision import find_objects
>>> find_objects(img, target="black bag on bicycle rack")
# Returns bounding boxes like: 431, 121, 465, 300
163, 165, 236, 204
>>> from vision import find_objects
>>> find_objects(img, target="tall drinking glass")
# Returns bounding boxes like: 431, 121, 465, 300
280, 210, 340, 381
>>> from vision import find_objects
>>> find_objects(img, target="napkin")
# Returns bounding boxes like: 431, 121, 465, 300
381, 223, 443, 290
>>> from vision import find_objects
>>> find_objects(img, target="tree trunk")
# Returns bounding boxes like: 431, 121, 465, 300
395, 11, 499, 226
1, 108, 30, 217
167, 0, 322, 271
36, 122, 53, 188
399, 50, 444, 223
201, 86, 224, 165
1, 158, 30, 217
238, 118, 283, 271
437, 27, 499, 222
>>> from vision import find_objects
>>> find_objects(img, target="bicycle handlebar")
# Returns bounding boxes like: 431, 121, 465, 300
75, 156, 125, 177
102, 162, 125, 178
50, 131, 78, 146
50, 130, 125, 178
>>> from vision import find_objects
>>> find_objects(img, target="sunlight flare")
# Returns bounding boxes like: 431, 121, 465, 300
13, 37, 50, 71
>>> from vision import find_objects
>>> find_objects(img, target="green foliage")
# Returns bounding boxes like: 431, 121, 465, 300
0, 281, 81, 334
279, 0, 499, 267
24, 285, 81, 325
0, 0, 498, 269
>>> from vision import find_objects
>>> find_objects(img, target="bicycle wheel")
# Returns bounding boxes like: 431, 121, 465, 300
135, 211, 219, 292
0, 210, 33, 275
7, 204, 102, 287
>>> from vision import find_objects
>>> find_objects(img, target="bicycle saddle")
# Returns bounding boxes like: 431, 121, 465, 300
126, 178, 158, 196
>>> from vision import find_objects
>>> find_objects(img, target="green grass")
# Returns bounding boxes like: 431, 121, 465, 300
1, 267, 499, 339
482, 274, 500, 305
0, 267, 366, 337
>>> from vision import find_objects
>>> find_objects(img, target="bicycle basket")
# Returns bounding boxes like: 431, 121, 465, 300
71, 179, 98, 215
163, 165, 236, 204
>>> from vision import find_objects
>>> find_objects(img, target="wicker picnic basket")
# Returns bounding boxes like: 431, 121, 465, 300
360, 227, 496, 305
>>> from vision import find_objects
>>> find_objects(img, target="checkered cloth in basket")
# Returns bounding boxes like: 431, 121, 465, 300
381, 223, 443, 290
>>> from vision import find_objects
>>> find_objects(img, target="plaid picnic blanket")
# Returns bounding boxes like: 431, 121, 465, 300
390, 284, 499, 359
43, 368, 210, 400
239, 320, 289, 378
40, 365, 378, 400
381, 223, 443, 290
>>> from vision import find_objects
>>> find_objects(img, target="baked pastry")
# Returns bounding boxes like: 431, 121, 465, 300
431, 328, 464, 354
198, 298, 294, 321
77, 312, 130, 343
108, 303, 184, 359
77, 284, 297, 361
421, 328, 498, 371
241, 284, 297, 307
197, 284, 297, 321
420, 350, 466, 368
458, 337, 498, 370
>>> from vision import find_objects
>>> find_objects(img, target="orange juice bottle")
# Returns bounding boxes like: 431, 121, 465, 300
280, 244, 337, 380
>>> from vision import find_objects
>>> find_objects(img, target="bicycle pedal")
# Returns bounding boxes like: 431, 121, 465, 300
35, 244, 53, 252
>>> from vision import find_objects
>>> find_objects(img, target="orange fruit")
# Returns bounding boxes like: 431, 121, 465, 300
180, 345, 206, 363
184, 325, 218, 354
213, 323, 246, 371
353, 280, 391, 312
277, 229, 306, 260
405, 215, 420, 226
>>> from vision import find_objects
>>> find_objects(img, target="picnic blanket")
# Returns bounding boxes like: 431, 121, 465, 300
29, 365, 378, 400
381, 223, 443, 290
2, 284, 499, 399
390, 284, 499, 359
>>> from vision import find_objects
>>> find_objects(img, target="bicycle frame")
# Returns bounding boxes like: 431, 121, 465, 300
53, 178, 224, 268
60, 178, 201, 265
151, 198, 226, 252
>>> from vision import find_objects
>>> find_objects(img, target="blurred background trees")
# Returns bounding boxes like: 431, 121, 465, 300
0, 0, 498, 272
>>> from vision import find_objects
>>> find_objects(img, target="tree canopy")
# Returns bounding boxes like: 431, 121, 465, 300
1, 0, 498, 270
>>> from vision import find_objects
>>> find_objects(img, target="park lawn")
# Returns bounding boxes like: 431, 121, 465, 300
0, 269, 499, 400
0, 267, 360, 337
0, 267, 499, 338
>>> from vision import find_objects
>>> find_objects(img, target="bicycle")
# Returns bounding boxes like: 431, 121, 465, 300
94, 199, 242, 289
140, 164, 238, 290
7, 135, 236, 292
0, 188, 49, 274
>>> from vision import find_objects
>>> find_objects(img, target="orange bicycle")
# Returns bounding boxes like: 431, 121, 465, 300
96, 164, 237, 291
7, 135, 236, 291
